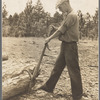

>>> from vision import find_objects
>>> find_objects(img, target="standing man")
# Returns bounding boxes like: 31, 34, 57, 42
37, 0, 87, 100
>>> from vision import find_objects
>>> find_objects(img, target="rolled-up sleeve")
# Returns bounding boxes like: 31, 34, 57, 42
58, 14, 77, 34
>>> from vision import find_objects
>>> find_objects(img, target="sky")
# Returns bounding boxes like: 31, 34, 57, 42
2, 0, 98, 17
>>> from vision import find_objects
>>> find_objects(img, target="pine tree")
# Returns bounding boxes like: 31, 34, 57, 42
17, 12, 26, 37
12, 13, 19, 26
18, 0, 34, 36
77, 10, 85, 39
2, 2, 9, 36
93, 8, 98, 38
2, 2, 8, 26
31, 0, 51, 37
2, 2, 8, 19
33, 0, 46, 22
8, 15, 13, 26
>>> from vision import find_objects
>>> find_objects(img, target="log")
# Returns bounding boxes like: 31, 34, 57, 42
2, 61, 37, 81
2, 72, 33, 100
2, 55, 8, 61
2, 43, 48, 100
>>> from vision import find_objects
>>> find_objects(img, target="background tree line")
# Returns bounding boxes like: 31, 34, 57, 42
2, 0, 98, 40
77, 9, 98, 40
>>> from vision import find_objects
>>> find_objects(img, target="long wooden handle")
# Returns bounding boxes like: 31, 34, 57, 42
32, 43, 47, 78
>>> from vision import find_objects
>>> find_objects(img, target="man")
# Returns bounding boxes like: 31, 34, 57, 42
37, 0, 87, 100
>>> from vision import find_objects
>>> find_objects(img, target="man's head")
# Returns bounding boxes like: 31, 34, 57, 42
56, 0, 72, 13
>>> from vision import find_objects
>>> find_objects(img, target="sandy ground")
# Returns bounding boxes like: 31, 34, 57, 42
2, 37, 98, 100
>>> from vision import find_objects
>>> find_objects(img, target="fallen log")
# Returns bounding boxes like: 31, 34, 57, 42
2, 55, 8, 61
2, 43, 49, 100
2, 72, 33, 100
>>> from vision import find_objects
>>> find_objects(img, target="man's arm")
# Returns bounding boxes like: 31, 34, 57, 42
45, 30, 61, 43
45, 14, 76, 44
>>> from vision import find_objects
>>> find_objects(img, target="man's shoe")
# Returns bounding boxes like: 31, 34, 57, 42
80, 96, 88, 100
38, 84, 53, 93
70, 96, 88, 100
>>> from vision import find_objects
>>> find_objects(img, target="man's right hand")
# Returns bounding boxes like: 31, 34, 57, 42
45, 37, 51, 44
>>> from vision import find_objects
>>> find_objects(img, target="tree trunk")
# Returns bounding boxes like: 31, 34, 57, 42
2, 72, 32, 100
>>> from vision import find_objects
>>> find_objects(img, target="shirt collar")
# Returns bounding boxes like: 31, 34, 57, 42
63, 10, 73, 19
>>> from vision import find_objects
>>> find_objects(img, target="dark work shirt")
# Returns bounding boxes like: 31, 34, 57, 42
58, 11, 80, 42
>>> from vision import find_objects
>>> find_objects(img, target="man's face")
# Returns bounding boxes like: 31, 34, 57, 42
58, 2, 68, 13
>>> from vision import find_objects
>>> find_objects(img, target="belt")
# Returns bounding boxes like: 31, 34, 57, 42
62, 41, 76, 44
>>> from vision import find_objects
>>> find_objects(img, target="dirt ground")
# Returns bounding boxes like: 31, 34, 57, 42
2, 37, 99, 100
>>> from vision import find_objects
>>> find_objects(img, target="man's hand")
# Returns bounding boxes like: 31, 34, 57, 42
49, 25, 54, 31
45, 37, 51, 44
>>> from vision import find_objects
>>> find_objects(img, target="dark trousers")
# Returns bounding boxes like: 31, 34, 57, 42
45, 41, 83, 100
